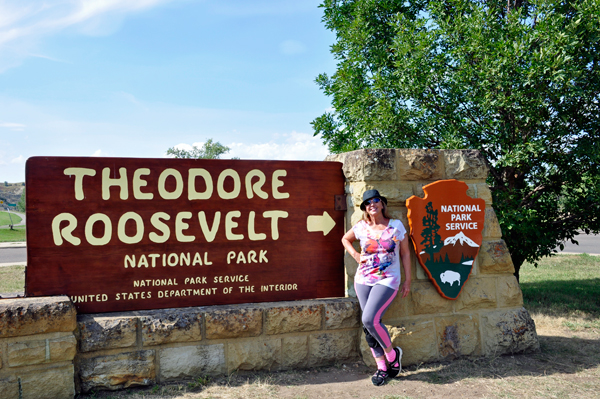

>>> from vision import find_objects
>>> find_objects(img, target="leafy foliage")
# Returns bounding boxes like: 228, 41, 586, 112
16, 188, 25, 213
166, 139, 231, 159
314, 0, 600, 278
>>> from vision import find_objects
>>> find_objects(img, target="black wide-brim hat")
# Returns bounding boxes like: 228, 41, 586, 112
360, 189, 387, 210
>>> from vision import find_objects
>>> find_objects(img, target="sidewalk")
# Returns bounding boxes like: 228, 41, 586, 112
0, 241, 26, 248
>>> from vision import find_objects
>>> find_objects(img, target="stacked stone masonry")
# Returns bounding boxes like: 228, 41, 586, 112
0, 297, 77, 399
0, 149, 539, 397
74, 299, 360, 393
325, 149, 539, 366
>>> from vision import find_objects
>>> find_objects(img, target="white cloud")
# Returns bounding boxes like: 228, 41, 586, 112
10, 155, 24, 164
0, 0, 175, 71
165, 132, 329, 161
176, 142, 202, 151
227, 131, 329, 161
91, 149, 104, 157
279, 40, 307, 56
0, 121, 25, 131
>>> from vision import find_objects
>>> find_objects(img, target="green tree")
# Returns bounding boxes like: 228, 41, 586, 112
16, 188, 26, 213
314, 0, 600, 279
166, 139, 232, 159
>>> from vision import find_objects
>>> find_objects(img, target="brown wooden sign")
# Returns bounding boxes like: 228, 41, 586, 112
25, 157, 345, 313
406, 180, 485, 300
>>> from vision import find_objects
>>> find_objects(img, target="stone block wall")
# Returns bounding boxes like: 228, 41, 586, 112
0, 296, 77, 399
0, 149, 540, 397
74, 298, 360, 393
326, 149, 539, 366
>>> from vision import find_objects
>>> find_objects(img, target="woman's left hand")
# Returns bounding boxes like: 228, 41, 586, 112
400, 280, 411, 298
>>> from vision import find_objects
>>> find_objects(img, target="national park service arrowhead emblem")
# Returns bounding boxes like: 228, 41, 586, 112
406, 180, 485, 300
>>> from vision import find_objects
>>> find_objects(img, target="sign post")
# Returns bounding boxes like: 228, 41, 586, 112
25, 157, 346, 313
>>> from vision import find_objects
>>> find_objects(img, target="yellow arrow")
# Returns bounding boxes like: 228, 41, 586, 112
307, 212, 336, 236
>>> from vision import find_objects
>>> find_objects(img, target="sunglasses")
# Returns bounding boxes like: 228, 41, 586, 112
365, 197, 382, 206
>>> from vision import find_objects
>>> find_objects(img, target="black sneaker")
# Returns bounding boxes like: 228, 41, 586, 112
371, 369, 389, 386
387, 347, 403, 378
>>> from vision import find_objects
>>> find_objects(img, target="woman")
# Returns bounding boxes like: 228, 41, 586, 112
342, 189, 411, 386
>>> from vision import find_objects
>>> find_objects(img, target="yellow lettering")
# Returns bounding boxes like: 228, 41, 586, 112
149, 212, 170, 243
102, 167, 128, 200
272, 170, 289, 199
132, 168, 153, 200
263, 210, 288, 240
125, 254, 135, 268
198, 211, 220, 242
85, 213, 112, 246
193, 252, 203, 266
248, 211, 266, 241
117, 212, 144, 244
226, 251, 235, 264
180, 252, 190, 266
188, 168, 213, 200
138, 254, 148, 268
175, 212, 195, 242
225, 211, 244, 240
248, 250, 257, 263
64, 167, 96, 200
158, 168, 184, 200
167, 253, 178, 266
52, 213, 81, 246
236, 251, 246, 264
245, 169, 268, 199
149, 254, 159, 267
217, 169, 241, 199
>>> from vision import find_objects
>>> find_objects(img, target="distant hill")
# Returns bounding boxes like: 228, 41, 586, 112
0, 182, 25, 206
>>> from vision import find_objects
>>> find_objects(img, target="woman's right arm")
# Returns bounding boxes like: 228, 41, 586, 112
342, 229, 361, 264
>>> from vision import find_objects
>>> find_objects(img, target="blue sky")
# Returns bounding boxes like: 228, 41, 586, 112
0, 0, 337, 182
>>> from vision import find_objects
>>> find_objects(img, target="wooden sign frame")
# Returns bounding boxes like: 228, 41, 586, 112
25, 157, 345, 313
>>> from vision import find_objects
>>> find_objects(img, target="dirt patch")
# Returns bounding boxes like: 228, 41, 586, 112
78, 314, 600, 399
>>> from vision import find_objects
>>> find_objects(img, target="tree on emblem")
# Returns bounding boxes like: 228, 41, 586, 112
421, 202, 443, 260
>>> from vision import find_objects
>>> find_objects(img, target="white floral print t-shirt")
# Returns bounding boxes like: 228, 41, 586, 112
353, 219, 407, 289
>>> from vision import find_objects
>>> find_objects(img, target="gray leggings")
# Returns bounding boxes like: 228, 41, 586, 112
354, 282, 398, 358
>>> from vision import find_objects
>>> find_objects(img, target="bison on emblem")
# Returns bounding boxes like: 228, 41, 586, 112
440, 270, 461, 286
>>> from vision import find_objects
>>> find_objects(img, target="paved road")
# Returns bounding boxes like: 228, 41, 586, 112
0, 232, 597, 267
0, 247, 26, 264
559, 233, 600, 255
0, 243, 26, 267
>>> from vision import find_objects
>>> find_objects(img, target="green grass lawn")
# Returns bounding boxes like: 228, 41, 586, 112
520, 254, 600, 317
0, 226, 26, 242
0, 265, 25, 293
0, 211, 22, 226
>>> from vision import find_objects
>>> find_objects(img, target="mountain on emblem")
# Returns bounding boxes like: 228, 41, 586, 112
444, 232, 479, 247
406, 180, 486, 300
